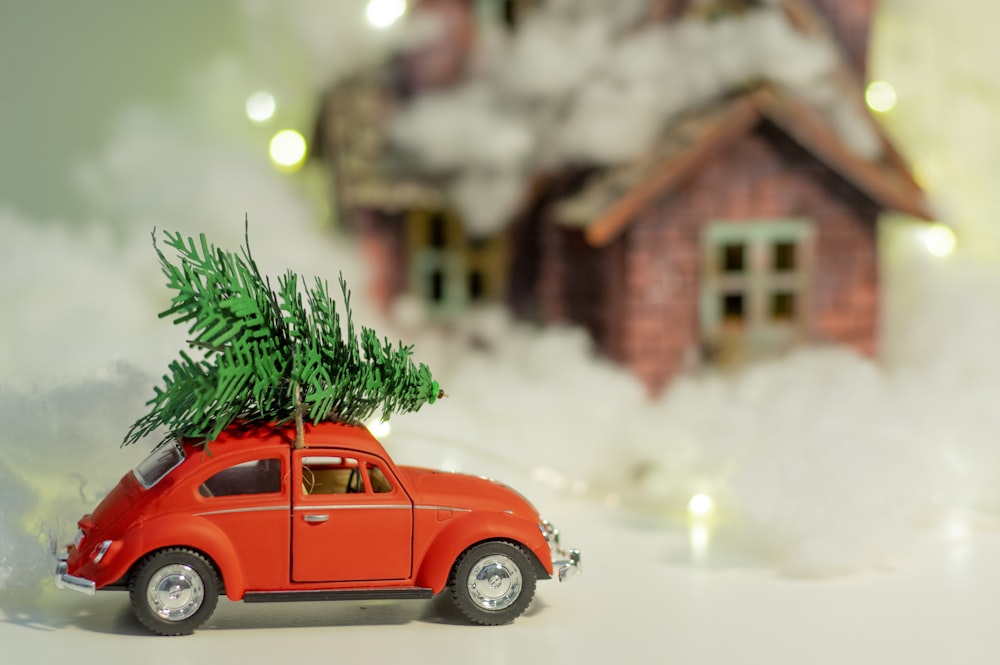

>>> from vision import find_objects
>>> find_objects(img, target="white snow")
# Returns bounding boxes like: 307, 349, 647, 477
390, 3, 881, 235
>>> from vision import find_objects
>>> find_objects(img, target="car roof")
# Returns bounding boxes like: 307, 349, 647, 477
182, 421, 390, 459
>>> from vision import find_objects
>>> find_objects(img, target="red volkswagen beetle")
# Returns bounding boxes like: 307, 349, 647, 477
54, 422, 580, 635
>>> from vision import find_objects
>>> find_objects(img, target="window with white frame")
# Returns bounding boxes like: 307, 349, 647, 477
407, 209, 507, 314
701, 220, 813, 364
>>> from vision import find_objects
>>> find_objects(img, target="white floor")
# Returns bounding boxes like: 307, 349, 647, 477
3, 495, 999, 664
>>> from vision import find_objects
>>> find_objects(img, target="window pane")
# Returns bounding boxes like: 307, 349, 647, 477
134, 442, 185, 489
199, 459, 281, 498
721, 243, 745, 273
430, 270, 445, 302
773, 241, 797, 272
368, 465, 393, 493
302, 457, 363, 495
771, 292, 797, 320
429, 213, 447, 248
468, 270, 484, 301
502, 0, 518, 28
722, 293, 745, 321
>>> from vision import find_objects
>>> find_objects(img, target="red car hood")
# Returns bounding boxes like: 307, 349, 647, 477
399, 466, 540, 520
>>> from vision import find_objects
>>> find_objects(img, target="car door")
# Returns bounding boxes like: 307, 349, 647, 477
291, 450, 413, 583
191, 454, 290, 590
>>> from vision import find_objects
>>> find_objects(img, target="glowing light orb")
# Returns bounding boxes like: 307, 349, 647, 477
688, 493, 715, 516
923, 224, 956, 257
865, 80, 897, 113
269, 130, 307, 171
366, 0, 407, 28
366, 418, 391, 438
245, 91, 276, 124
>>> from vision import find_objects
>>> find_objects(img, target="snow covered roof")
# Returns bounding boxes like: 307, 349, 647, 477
319, 0, 931, 236
556, 83, 934, 247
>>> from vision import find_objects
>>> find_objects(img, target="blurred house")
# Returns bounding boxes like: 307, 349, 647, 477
313, 0, 932, 393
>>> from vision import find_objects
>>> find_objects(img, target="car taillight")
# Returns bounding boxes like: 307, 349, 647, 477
89, 540, 112, 564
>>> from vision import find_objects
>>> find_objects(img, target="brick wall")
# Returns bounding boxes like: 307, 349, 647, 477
535, 220, 616, 347
357, 209, 408, 310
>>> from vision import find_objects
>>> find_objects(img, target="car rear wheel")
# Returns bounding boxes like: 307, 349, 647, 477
447, 541, 536, 626
129, 548, 219, 636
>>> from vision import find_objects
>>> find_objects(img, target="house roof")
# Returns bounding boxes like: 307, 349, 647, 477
554, 0, 935, 247
319, 0, 933, 241
556, 83, 934, 248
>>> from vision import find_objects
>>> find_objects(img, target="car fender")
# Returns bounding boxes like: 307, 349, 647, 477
414, 512, 551, 593
122, 514, 247, 599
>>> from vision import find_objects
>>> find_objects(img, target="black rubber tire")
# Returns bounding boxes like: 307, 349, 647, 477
447, 541, 536, 626
129, 548, 220, 636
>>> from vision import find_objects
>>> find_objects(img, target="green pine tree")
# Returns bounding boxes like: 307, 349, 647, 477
123, 226, 442, 449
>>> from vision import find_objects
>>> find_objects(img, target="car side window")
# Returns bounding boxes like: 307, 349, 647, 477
199, 458, 282, 498
368, 464, 393, 493
301, 457, 365, 495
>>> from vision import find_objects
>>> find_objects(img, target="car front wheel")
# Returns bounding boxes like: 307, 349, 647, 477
129, 548, 219, 636
447, 541, 536, 626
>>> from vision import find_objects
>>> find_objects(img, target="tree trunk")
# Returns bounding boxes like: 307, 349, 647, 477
294, 382, 305, 449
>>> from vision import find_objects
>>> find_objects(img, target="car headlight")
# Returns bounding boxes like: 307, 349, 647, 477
539, 519, 561, 548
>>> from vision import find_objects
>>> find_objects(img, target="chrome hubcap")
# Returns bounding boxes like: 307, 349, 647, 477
147, 564, 204, 621
467, 554, 522, 611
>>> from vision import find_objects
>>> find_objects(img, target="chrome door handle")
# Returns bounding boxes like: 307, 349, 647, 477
303, 514, 329, 523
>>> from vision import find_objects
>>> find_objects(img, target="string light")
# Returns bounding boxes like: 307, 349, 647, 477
367, 418, 391, 438
923, 224, 956, 257
688, 493, 715, 516
865, 80, 897, 113
245, 91, 276, 124
269, 130, 307, 172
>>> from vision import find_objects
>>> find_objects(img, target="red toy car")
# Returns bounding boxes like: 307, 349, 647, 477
54, 422, 580, 635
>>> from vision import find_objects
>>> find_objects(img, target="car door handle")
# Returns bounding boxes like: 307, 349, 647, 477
303, 514, 329, 523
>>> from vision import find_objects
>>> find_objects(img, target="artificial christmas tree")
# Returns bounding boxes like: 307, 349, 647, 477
123, 226, 442, 449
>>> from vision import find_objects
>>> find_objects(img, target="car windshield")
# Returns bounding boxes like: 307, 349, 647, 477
133, 441, 185, 489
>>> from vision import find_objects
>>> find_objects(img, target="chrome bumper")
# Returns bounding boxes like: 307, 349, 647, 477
541, 519, 582, 582
554, 548, 582, 582
54, 553, 96, 596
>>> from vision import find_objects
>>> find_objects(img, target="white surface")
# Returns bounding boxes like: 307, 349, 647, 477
4, 496, 999, 664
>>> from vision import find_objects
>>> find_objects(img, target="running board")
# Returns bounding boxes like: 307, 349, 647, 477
243, 587, 434, 603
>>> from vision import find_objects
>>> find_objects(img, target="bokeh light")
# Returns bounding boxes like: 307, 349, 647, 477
688, 493, 715, 516
366, 0, 407, 28
269, 129, 307, 171
245, 91, 276, 124
865, 80, 897, 113
923, 224, 957, 257
367, 418, 392, 438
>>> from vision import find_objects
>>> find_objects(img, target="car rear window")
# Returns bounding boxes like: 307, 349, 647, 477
134, 441, 185, 489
